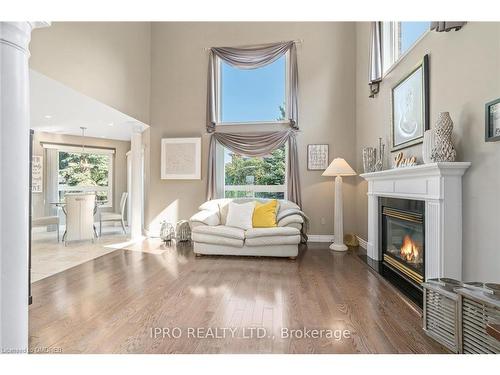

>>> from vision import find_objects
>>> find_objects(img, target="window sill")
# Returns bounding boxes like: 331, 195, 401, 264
382, 30, 431, 79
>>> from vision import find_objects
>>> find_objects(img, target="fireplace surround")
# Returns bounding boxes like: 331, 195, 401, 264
361, 162, 471, 306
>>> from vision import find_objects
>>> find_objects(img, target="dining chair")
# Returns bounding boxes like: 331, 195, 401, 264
32, 216, 60, 242
100, 192, 128, 236
64, 192, 97, 245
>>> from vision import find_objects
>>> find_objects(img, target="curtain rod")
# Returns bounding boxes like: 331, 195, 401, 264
204, 39, 303, 51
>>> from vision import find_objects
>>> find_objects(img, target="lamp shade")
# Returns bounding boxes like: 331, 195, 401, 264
322, 158, 357, 177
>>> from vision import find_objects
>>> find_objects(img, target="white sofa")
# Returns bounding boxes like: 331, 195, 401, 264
189, 198, 306, 259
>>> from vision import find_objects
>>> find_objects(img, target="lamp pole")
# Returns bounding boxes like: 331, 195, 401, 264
330, 175, 348, 251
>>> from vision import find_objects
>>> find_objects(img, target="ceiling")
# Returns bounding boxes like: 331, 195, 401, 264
30, 70, 148, 141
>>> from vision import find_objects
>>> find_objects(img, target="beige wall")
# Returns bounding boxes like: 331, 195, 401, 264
32, 131, 130, 219
147, 22, 357, 235
29, 22, 152, 123
355, 22, 500, 281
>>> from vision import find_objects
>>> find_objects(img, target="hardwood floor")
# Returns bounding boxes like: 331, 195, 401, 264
29, 242, 446, 354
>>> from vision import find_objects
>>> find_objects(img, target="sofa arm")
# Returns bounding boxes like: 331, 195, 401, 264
278, 214, 304, 228
189, 209, 220, 228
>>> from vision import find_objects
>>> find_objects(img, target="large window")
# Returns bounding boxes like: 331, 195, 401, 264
217, 54, 288, 124
57, 146, 113, 207
382, 22, 430, 74
222, 144, 287, 199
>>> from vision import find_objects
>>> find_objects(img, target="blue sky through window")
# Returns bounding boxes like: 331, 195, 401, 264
400, 22, 430, 54
220, 56, 286, 123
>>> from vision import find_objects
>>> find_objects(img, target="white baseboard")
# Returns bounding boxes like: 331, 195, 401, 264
356, 236, 368, 250
307, 234, 334, 243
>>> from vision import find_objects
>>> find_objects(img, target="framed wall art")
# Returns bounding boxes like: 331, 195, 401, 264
32, 155, 43, 193
485, 98, 500, 142
161, 137, 201, 179
307, 144, 329, 170
391, 54, 429, 151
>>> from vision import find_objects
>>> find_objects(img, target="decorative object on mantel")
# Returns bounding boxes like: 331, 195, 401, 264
362, 137, 385, 173
322, 158, 357, 252
391, 54, 429, 151
485, 98, 500, 142
431, 112, 457, 162
160, 221, 175, 243
422, 129, 436, 163
362, 147, 376, 173
307, 144, 329, 170
393, 152, 417, 168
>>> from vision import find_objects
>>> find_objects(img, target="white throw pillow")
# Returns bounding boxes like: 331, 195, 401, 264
225, 201, 255, 230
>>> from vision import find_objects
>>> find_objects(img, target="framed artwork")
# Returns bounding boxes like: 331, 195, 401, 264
307, 144, 329, 170
161, 138, 201, 179
485, 98, 500, 142
32, 156, 43, 193
391, 54, 429, 151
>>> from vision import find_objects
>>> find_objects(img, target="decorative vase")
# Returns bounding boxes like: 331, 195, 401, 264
362, 147, 377, 173
431, 112, 457, 162
160, 221, 175, 243
422, 129, 436, 164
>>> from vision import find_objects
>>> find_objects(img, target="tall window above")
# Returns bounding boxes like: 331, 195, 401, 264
218, 54, 288, 124
382, 22, 430, 74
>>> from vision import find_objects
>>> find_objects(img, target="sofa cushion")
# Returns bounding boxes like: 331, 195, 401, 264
225, 201, 255, 230
245, 226, 300, 239
192, 225, 245, 240
245, 234, 301, 247
192, 233, 244, 248
252, 200, 278, 228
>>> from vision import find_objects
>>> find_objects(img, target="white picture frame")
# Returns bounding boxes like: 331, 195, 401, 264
307, 144, 329, 171
161, 137, 201, 180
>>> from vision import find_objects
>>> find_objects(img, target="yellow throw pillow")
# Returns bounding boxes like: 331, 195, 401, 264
252, 200, 278, 228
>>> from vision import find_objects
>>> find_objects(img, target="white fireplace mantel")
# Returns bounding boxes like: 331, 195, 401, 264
360, 162, 471, 281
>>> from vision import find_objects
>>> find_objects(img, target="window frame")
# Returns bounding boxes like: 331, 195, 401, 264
382, 22, 430, 77
215, 51, 291, 126
215, 142, 289, 200
54, 144, 114, 209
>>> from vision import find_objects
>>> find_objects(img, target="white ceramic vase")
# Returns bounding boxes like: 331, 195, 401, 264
431, 112, 457, 162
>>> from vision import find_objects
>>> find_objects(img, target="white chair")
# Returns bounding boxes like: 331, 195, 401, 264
100, 192, 128, 236
32, 216, 60, 242
63, 193, 96, 244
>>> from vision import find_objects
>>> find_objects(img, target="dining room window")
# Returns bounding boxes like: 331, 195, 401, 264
56, 146, 114, 208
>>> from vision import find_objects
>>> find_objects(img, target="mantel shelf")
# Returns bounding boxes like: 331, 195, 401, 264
360, 162, 471, 180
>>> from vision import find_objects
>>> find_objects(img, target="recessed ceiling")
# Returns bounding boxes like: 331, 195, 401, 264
30, 69, 148, 141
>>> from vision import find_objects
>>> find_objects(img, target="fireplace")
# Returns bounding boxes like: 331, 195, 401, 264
379, 197, 425, 306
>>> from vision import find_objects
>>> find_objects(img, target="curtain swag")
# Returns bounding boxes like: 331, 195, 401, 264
430, 22, 466, 32
206, 130, 302, 206
368, 22, 383, 98
207, 41, 299, 132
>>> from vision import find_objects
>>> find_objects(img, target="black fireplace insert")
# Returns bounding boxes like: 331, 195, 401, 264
379, 197, 425, 306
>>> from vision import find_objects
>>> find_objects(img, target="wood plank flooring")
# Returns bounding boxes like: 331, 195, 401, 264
29, 242, 446, 354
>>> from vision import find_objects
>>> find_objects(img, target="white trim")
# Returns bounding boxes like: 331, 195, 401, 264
42, 143, 115, 155
308, 234, 335, 243
356, 236, 368, 250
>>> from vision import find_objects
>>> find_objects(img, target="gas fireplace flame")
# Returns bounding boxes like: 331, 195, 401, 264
400, 235, 420, 262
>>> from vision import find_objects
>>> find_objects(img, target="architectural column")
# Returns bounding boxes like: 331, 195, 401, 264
130, 128, 143, 240
0, 21, 48, 352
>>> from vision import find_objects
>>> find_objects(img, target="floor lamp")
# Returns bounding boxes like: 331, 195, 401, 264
322, 158, 357, 251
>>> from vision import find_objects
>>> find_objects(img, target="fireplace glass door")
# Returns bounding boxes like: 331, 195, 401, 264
382, 206, 424, 284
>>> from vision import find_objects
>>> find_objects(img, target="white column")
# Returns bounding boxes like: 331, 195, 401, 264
330, 176, 348, 251
0, 22, 48, 352
130, 129, 143, 240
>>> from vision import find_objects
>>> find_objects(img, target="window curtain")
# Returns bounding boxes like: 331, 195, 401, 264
368, 22, 383, 98
207, 130, 302, 207
430, 22, 466, 32
207, 41, 299, 132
